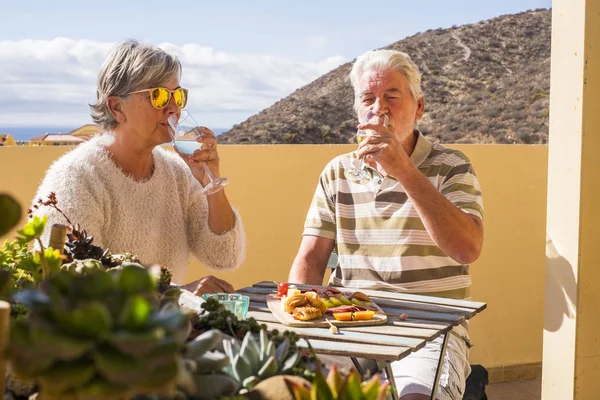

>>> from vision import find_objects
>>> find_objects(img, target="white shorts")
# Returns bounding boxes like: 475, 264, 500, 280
391, 330, 471, 400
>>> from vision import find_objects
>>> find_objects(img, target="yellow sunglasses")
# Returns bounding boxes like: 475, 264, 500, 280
126, 87, 189, 109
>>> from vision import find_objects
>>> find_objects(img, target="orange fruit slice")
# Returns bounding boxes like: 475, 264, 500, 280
353, 310, 375, 320
333, 312, 353, 321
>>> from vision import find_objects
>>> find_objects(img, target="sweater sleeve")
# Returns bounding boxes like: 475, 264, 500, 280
32, 160, 105, 249
185, 180, 246, 271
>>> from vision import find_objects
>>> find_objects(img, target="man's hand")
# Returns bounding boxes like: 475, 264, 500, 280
356, 120, 413, 180
182, 275, 235, 296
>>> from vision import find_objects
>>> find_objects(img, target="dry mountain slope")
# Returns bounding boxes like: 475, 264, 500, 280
219, 9, 550, 145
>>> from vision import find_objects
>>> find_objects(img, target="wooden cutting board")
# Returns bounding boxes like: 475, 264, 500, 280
266, 294, 388, 328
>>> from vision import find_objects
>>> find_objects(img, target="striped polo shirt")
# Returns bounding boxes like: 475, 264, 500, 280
303, 131, 484, 299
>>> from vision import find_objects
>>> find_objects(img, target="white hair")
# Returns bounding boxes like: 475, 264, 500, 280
349, 49, 422, 110
90, 39, 182, 130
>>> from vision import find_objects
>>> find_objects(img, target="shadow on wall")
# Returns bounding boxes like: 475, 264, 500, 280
544, 234, 578, 332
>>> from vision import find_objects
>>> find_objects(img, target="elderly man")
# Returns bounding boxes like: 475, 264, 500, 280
289, 49, 484, 400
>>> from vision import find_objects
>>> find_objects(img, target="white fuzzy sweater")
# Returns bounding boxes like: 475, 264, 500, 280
32, 135, 246, 284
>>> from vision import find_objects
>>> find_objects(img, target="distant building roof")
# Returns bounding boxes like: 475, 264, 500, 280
29, 133, 84, 143
68, 124, 103, 139
45, 134, 84, 143
29, 133, 49, 142
0, 134, 16, 146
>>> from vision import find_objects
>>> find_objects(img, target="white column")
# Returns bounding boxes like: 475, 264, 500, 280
543, 0, 600, 398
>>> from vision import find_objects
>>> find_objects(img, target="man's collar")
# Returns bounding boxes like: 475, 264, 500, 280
409, 130, 432, 167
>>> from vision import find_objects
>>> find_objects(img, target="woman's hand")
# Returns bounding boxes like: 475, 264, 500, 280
176, 126, 221, 188
182, 275, 235, 296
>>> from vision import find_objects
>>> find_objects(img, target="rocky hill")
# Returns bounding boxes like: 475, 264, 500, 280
219, 9, 550, 145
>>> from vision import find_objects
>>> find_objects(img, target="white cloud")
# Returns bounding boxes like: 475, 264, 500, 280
0, 38, 347, 129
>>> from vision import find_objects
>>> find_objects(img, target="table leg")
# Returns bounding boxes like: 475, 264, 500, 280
383, 362, 399, 400
430, 333, 450, 400
350, 357, 365, 376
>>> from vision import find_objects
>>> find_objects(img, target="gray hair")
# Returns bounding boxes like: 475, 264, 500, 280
90, 39, 182, 130
349, 49, 422, 110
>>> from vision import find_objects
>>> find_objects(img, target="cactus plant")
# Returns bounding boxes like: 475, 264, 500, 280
222, 329, 302, 393
7, 262, 191, 400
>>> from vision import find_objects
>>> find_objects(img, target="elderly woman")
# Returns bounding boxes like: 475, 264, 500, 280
32, 39, 245, 295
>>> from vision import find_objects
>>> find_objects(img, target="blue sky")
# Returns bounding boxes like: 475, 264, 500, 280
0, 0, 551, 132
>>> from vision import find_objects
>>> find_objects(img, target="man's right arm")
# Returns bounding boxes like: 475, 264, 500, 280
289, 235, 335, 285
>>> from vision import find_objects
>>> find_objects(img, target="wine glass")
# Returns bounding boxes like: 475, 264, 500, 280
168, 110, 229, 195
344, 110, 389, 184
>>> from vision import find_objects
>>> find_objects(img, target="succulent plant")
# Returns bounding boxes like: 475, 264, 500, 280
222, 329, 302, 393
286, 363, 390, 400
106, 252, 141, 266
64, 223, 111, 263
7, 262, 191, 400
1, 216, 62, 319
172, 329, 240, 400
130, 329, 241, 400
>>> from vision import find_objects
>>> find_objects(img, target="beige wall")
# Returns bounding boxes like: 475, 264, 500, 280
0, 144, 548, 369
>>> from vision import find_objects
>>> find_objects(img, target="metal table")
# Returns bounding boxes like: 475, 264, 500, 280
238, 282, 487, 400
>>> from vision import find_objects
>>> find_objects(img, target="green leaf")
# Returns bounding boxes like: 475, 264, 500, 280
232, 353, 253, 382
326, 364, 344, 398
281, 350, 300, 373
107, 328, 165, 357
144, 339, 181, 370
0, 239, 28, 268
74, 376, 130, 400
240, 331, 260, 373
259, 328, 269, 362
185, 329, 223, 359
257, 355, 278, 379
30, 323, 95, 361
17, 251, 41, 270
38, 358, 96, 394
193, 351, 230, 374
94, 345, 149, 386
74, 271, 114, 300
187, 373, 239, 399
0, 193, 21, 237
136, 356, 179, 392
311, 367, 335, 400
275, 337, 290, 363
43, 247, 64, 272
46, 270, 75, 292
9, 348, 55, 379
361, 375, 382, 400
53, 301, 113, 339
148, 306, 188, 332
160, 287, 181, 308
17, 215, 47, 244
118, 295, 152, 330
286, 378, 311, 400
115, 263, 156, 294
340, 371, 363, 400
